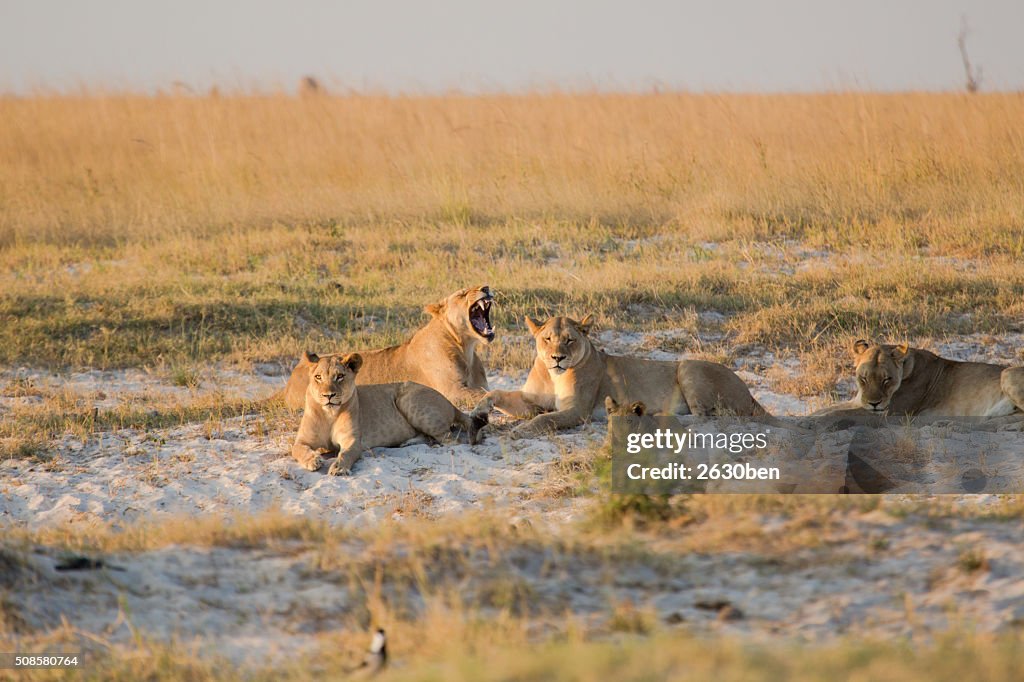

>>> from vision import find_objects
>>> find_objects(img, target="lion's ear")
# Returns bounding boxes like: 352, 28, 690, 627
630, 401, 646, 416
303, 350, 319, 364
525, 316, 543, 336
901, 351, 915, 379
852, 339, 871, 357
342, 353, 363, 374
577, 314, 595, 335
605, 396, 619, 413
892, 343, 909, 360
424, 301, 445, 318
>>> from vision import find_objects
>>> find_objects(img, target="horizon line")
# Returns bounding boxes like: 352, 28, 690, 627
4, 82, 1022, 98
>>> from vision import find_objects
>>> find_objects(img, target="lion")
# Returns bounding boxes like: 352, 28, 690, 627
605, 396, 648, 420
487, 315, 766, 437
819, 339, 1024, 417
603, 396, 651, 442
281, 285, 495, 410
291, 351, 491, 475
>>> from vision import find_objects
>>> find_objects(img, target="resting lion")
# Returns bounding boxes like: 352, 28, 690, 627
488, 315, 766, 437
605, 396, 648, 419
291, 352, 491, 475
281, 285, 495, 410
818, 339, 1024, 417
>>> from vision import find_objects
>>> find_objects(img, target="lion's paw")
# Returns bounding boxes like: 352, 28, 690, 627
509, 424, 532, 440
472, 396, 494, 418
303, 455, 324, 472
328, 460, 352, 476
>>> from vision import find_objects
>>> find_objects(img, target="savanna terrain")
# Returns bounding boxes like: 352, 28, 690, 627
2, 91, 1024, 680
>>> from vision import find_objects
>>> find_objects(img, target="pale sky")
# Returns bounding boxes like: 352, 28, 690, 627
2, 0, 1022, 94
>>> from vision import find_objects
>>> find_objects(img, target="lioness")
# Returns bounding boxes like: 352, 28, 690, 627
603, 396, 651, 440
291, 352, 491, 475
281, 285, 495, 410
825, 339, 1024, 417
488, 315, 766, 436
605, 396, 648, 419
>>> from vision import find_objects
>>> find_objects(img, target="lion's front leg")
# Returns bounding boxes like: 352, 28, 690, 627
291, 441, 327, 472
326, 419, 362, 475
510, 408, 588, 438
488, 389, 550, 419
444, 383, 489, 411
328, 447, 365, 476
489, 362, 556, 419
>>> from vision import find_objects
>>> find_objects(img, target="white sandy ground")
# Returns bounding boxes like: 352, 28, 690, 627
0, 365, 599, 529
2, 328, 1024, 663
0, 329, 830, 530
0, 365, 285, 413
1, 328, 1021, 526
0, 411, 597, 529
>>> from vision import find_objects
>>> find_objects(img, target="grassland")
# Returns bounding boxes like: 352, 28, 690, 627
3, 92, 1024, 372
6, 496, 1024, 681
4, 91, 1024, 458
14, 629, 1024, 682
3, 91, 1024, 679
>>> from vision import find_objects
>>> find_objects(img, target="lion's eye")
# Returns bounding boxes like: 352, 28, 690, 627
858, 377, 866, 385
882, 377, 891, 386
314, 375, 322, 382
335, 375, 343, 382
544, 336, 552, 342
566, 339, 575, 345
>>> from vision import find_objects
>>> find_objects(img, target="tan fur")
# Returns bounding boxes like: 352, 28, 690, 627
828, 339, 1024, 417
605, 396, 648, 419
604, 396, 651, 433
291, 351, 491, 475
488, 315, 766, 437
281, 285, 495, 410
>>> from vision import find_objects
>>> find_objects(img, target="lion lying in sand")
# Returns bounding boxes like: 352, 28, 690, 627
291, 352, 491, 475
817, 340, 1024, 417
487, 314, 766, 437
281, 285, 495, 410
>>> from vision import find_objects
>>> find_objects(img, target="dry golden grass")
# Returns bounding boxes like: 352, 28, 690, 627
7, 493, 1018, 563
9, 622, 1023, 682
4, 92, 1024, 248
2, 92, 1024, 371
766, 344, 846, 398
4, 92, 1024, 678
0, 383, 294, 460
7, 631, 1024, 681
5, 503, 1024, 681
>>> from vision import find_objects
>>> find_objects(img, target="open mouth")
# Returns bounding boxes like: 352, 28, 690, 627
469, 296, 495, 340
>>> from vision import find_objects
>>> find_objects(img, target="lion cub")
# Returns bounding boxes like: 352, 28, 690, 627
291, 351, 490, 475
